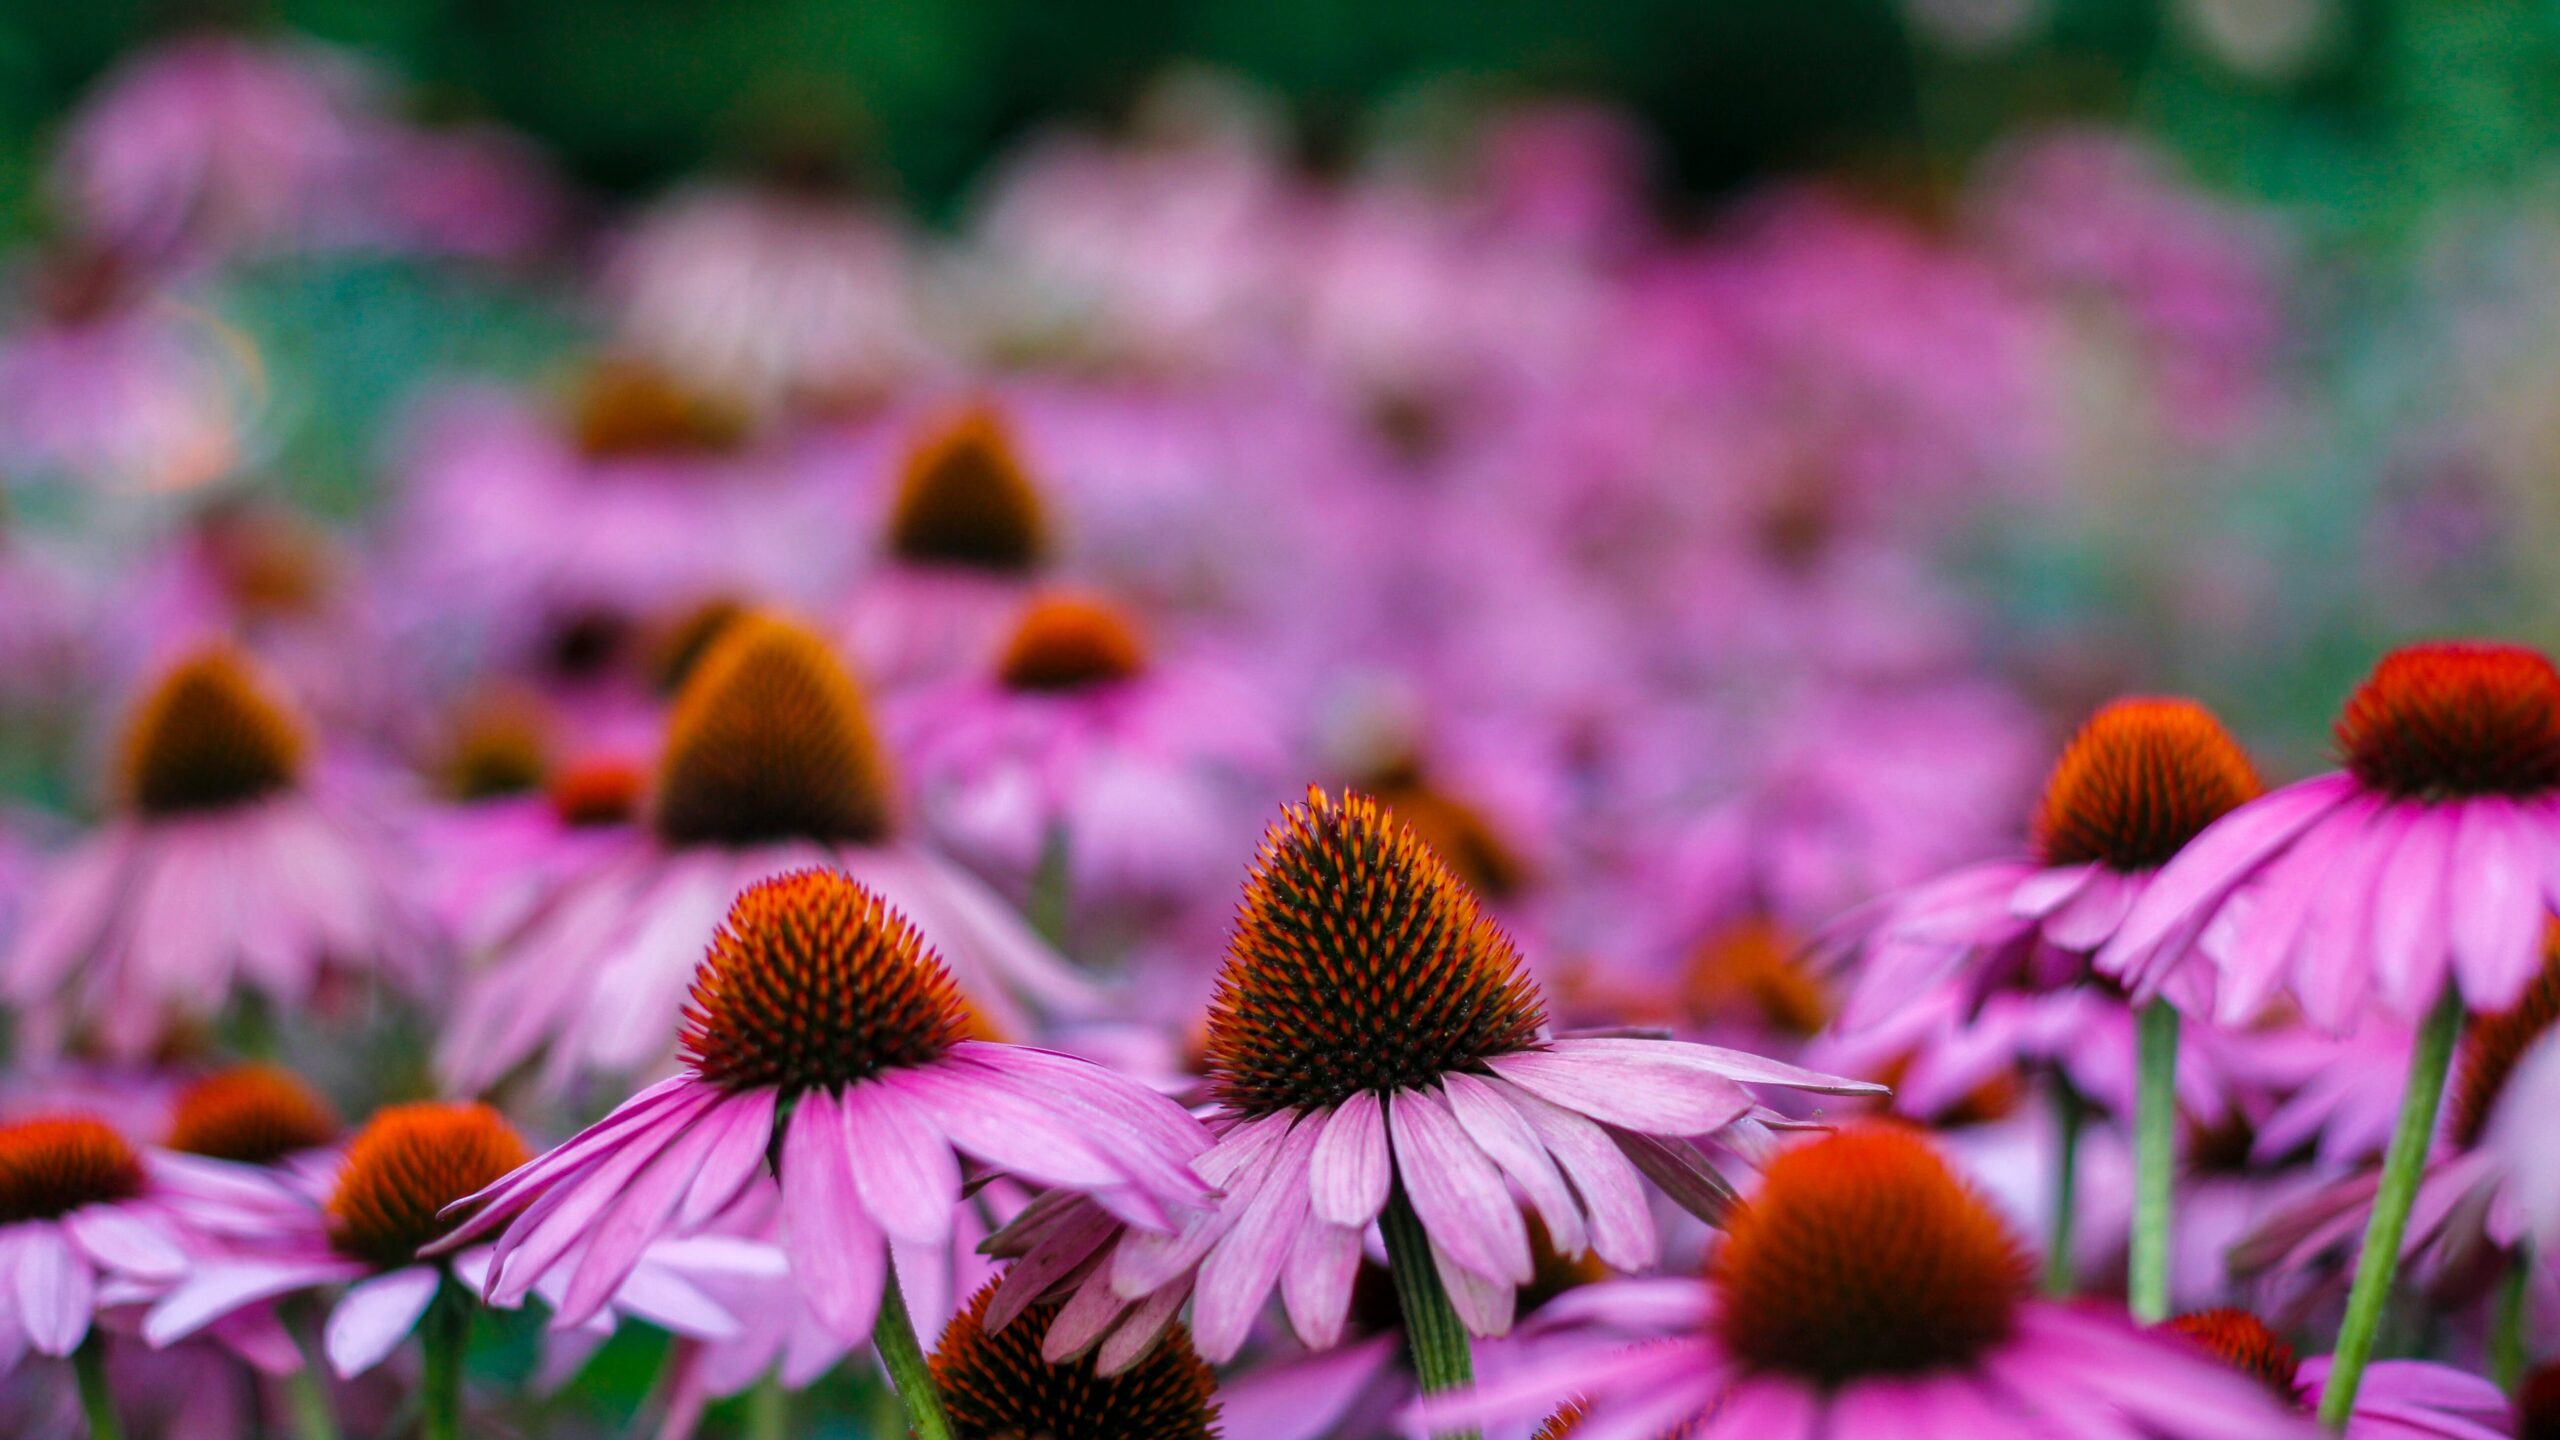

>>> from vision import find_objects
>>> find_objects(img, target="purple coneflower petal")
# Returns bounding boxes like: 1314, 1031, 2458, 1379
840, 1081, 962, 1246
2106, 773, 2356, 973
1489, 1079, 1656, 1270
2449, 798, 2541, 1010
1484, 1048, 1752, 1135
1307, 1090, 1390, 1228
13, 1226, 94, 1356
1441, 1071, 1587, 1257
778, 1090, 887, 1341
1390, 1087, 1532, 1286
1428, 1233, 1515, 1336
325, 1264, 442, 1378
556, 1102, 739, 1326
62, 1204, 185, 1279
1189, 1113, 1320, 1360
1095, 1279, 1187, 1376
676, 1088, 777, 1228
145, 1257, 364, 1346
2369, 808, 2456, 1015
1278, 1218, 1361, 1348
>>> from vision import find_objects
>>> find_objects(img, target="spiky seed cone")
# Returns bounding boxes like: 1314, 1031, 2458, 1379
2163, 1310, 2301, 1401
997, 593, 1147, 692
679, 869, 974, 1093
325, 1103, 530, 1269
1716, 1128, 2028, 1385
887, 405, 1049, 573
2031, 698, 2261, 871
652, 613, 895, 847
167, 1065, 339, 1164
933, 1282, 1220, 1440
118, 647, 307, 817
0, 1117, 144, 1226
1202, 787, 1545, 1117
2337, 642, 2560, 800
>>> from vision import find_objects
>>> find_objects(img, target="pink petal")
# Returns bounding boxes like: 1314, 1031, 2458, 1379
325, 1266, 443, 1379
1277, 1220, 1361, 1350
144, 1258, 362, 1347
13, 1226, 94, 1357
2105, 774, 2357, 965
1427, 1233, 1515, 1336
1440, 1072, 1587, 1258
556, 1106, 735, 1327
63, 1206, 185, 1280
2448, 799, 2543, 1011
840, 1081, 962, 1246
1189, 1114, 1320, 1361
678, 1090, 778, 1228
779, 1092, 886, 1341
1484, 1049, 1751, 1136
1388, 1088, 1531, 1287
2369, 807, 2456, 1017
1306, 1090, 1390, 1228
1487, 1079, 1656, 1271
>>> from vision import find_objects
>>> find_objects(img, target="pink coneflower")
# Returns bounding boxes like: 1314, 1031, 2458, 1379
2099, 642, 2560, 1419
0, 1116, 195, 1373
2105, 643, 2560, 1029
2163, 1310, 2513, 1439
1827, 697, 2264, 1029
838, 404, 1056, 691
143, 1100, 735, 1437
1413, 1127, 2315, 1439
987, 788, 1881, 1388
1818, 696, 2265, 1315
434, 868, 1215, 1433
4, 646, 436, 1061
438, 612, 1099, 1093
892, 589, 1280, 915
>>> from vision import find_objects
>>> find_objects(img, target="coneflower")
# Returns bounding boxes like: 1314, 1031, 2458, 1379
146, 1099, 738, 1440
2102, 642, 2560, 1422
1819, 696, 2264, 1317
988, 787, 1880, 1425
839, 404, 1054, 690
3, 645, 436, 1061
164, 1064, 339, 1166
1409, 1128, 2315, 1439
893, 588, 1280, 933
433, 869, 1215, 1439
933, 1281, 1221, 1440
437, 611, 1098, 1094
0, 1114, 193, 1407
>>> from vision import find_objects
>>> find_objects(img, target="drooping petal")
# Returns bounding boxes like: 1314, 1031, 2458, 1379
325, 1266, 443, 1379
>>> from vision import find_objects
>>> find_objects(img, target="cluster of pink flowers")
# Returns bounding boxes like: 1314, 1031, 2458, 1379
0, 23, 2547, 1440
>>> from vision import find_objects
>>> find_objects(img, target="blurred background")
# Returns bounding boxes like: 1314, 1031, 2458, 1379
0, 1, 2556, 1432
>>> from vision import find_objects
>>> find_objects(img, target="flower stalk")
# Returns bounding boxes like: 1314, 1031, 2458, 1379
1382, 1185, 1482, 1440
420, 1278, 472, 1440
73, 1332, 123, 1440
2317, 986, 2464, 1429
2129, 1000, 2180, 1322
2045, 1076, 2086, 1297
872, 1251, 956, 1440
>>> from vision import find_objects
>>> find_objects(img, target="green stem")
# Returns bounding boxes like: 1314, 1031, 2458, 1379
2317, 986, 2464, 1430
1030, 820, 1072, 952
1381, 1186, 1481, 1440
2045, 1076, 2086, 1297
279, 1299, 342, 1440
743, 1371, 789, 1440
71, 1333, 122, 1440
2492, 1246, 2532, 1392
870, 1251, 955, 1440
2130, 1000, 2181, 1323
420, 1278, 472, 1440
